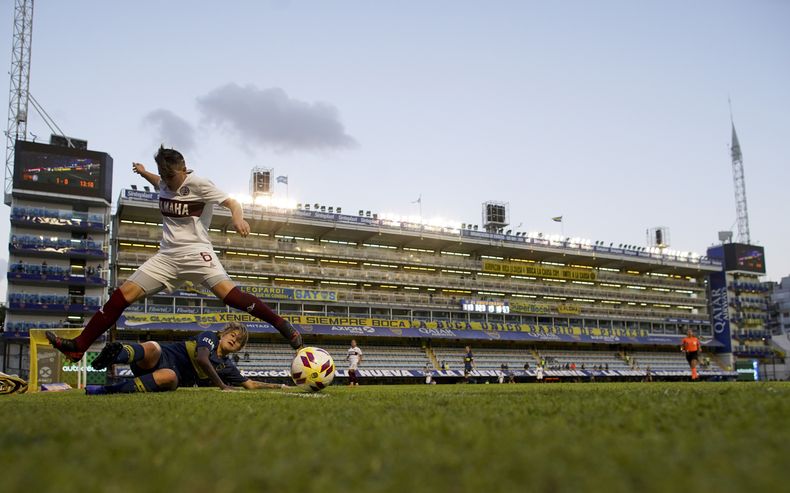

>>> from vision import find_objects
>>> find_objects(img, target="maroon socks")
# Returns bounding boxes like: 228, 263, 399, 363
74, 290, 131, 352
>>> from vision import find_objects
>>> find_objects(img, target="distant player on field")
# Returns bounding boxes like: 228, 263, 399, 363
424, 363, 434, 384
463, 346, 475, 383
681, 327, 702, 381
45, 146, 302, 361
346, 339, 363, 386
86, 323, 289, 393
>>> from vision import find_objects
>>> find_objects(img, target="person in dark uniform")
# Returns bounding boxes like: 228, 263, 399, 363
85, 322, 287, 394
463, 346, 475, 383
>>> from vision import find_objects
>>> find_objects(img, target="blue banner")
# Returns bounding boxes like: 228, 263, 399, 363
708, 270, 732, 352
115, 367, 734, 379
123, 189, 159, 201
171, 285, 338, 302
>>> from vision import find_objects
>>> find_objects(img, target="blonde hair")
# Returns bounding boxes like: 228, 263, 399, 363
218, 322, 249, 350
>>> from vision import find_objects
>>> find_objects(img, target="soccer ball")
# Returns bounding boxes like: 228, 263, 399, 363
291, 347, 335, 391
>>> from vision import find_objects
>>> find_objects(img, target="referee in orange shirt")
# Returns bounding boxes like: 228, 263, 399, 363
680, 328, 702, 381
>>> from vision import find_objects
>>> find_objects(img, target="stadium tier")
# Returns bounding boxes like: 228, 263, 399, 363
99, 188, 736, 381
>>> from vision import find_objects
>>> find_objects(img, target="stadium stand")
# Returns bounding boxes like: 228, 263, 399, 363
11, 187, 744, 383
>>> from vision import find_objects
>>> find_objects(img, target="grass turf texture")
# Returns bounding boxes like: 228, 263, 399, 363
1, 382, 787, 493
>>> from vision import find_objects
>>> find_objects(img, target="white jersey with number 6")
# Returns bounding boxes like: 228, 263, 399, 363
128, 172, 231, 293
157, 172, 229, 254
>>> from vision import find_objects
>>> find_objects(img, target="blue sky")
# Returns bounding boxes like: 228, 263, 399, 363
1, 0, 788, 300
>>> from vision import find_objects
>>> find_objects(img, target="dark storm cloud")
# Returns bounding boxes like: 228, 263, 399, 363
141, 109, 197, 153
196, 83, 357, 152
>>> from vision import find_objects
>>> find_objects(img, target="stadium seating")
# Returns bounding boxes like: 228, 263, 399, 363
432, 346, 534, 371
236, 343, 431, 371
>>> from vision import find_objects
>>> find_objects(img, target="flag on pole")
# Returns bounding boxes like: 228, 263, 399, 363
551, 216, 563, 222
412, 195, 422, 204
276, 175, 288, 185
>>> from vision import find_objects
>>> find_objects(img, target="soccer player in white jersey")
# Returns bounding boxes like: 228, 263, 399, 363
46, 146, 302, 361
346, 339, 363, 386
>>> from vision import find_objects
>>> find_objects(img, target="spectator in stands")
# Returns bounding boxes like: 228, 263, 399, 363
44, 146, 303, 362
463, 346, 475, 383
681, 328, 702, 381
346, 339, 363, 386
605, 363, 609, 371
85, 322, 290, 394
441, 360, 448, 371
523, 361, 530, 371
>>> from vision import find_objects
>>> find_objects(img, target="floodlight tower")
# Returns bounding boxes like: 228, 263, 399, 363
4, 0, 34, 205
730, 117, 750, 244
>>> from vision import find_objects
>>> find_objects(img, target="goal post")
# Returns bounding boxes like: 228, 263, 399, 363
28, 329, 87, 392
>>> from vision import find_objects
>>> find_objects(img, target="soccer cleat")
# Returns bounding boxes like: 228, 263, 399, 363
289, 329, 303, 350
45, 331, 84, 363
85, 385, 109, 395
276, 320, 303, 350
92, 342, 124, 370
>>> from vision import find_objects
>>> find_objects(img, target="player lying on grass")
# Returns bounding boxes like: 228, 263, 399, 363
85, 322, 288, 394
45, 146, 302, 362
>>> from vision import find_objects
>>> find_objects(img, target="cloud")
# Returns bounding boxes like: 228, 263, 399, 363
196, 83, 357, 152
141, 109, 197, 153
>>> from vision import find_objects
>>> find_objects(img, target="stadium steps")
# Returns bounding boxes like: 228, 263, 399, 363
425, 347, 439, 370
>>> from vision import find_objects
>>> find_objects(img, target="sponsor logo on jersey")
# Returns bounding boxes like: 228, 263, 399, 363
159, 198, 205, 217
202, 336, 216, 350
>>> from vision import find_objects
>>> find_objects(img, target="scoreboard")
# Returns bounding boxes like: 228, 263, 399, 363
13, 140, 113, 202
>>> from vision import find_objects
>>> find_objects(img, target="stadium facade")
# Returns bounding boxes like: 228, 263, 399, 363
2, 140, 113, 379
108, 188, 736, 381
6, 142, 778, 383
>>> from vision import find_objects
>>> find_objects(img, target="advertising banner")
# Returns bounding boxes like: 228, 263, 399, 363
481, 260, 597, 281
170, 284, 337, 302
708, 271, 732, 352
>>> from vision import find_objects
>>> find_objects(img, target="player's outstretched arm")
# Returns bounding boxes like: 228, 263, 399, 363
196, 346, 234, 391
241, 380, 292, 390
132, 163, 161, 188
220, 198, 250, 237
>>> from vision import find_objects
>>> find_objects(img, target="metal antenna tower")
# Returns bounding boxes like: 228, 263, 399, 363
4, 0, 34, 205
729, 100, 750, 244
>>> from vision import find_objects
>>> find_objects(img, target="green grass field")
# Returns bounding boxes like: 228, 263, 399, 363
1, 382, 788, 493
